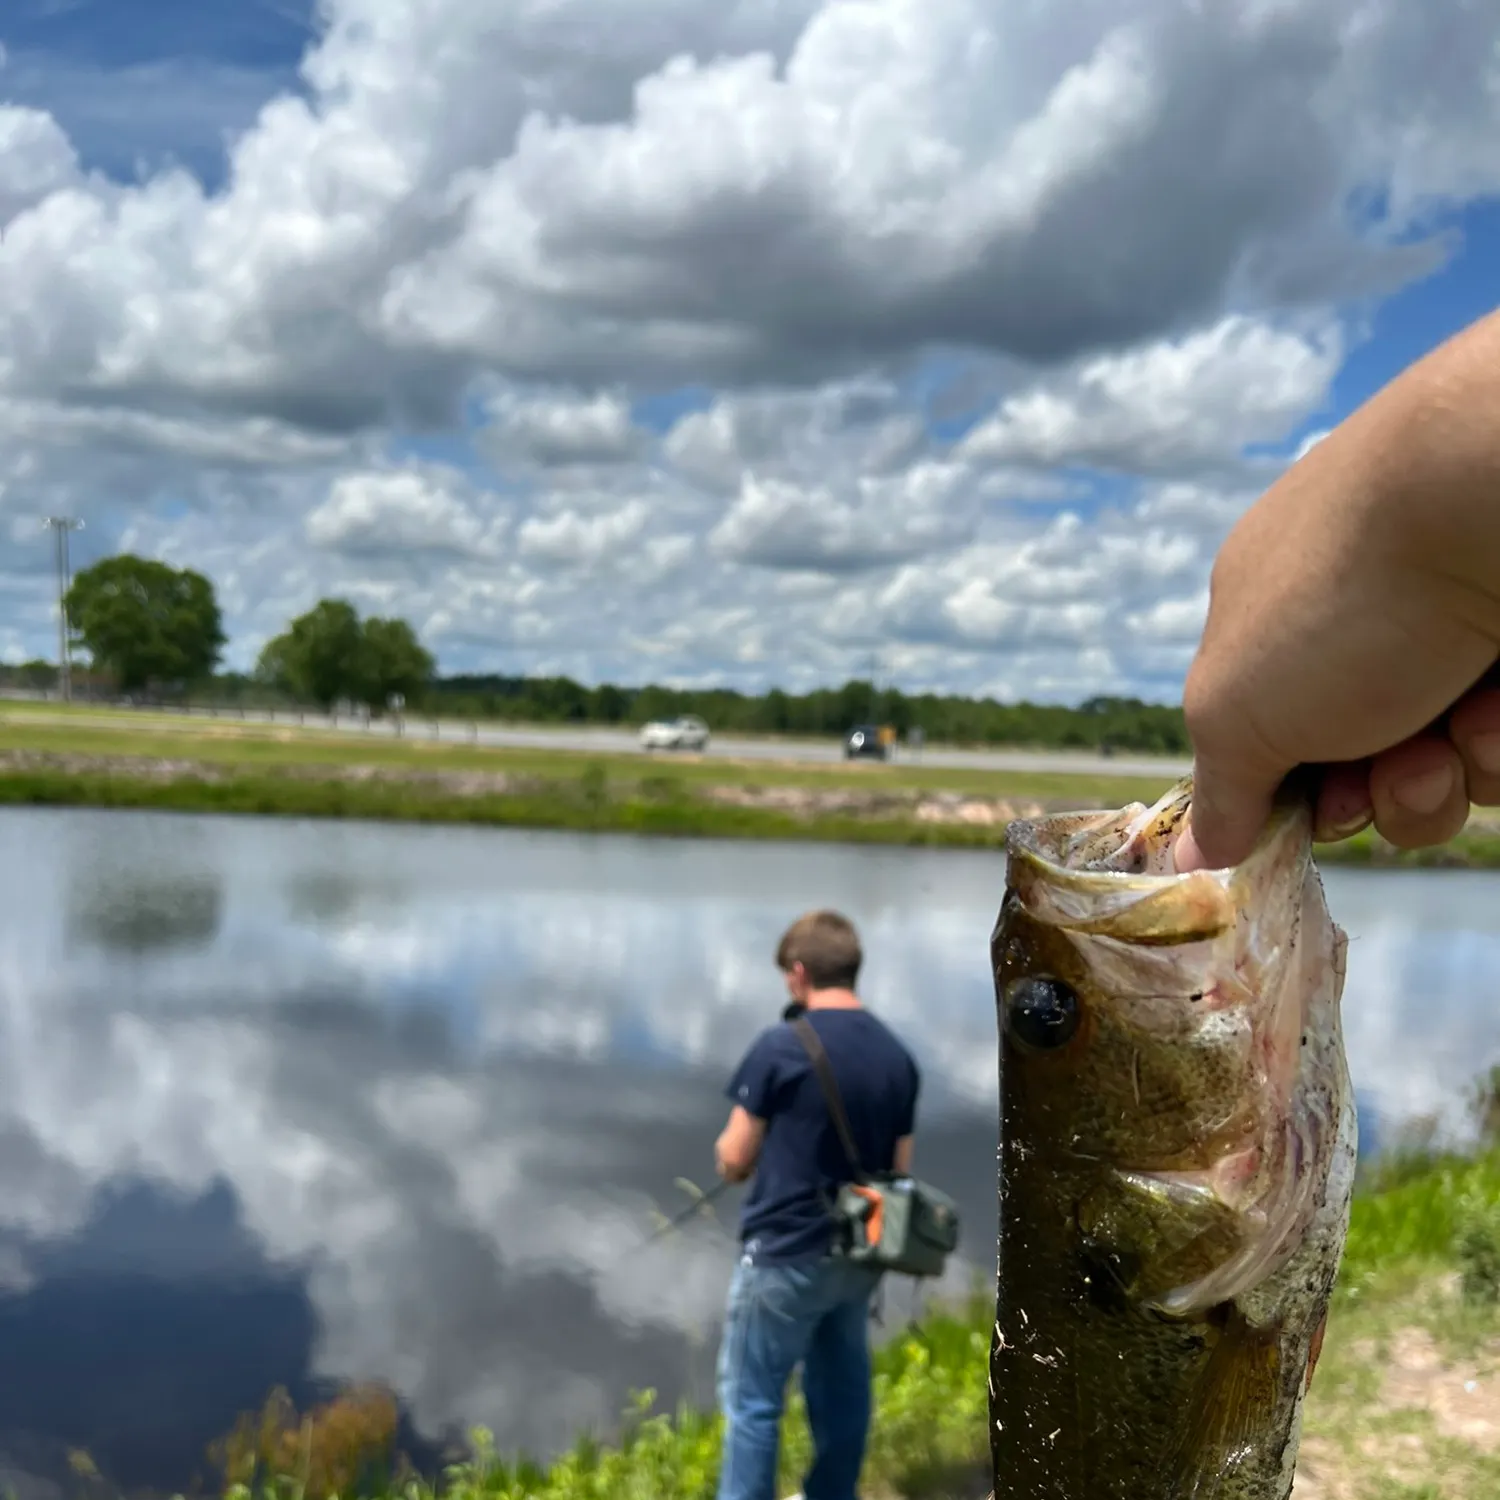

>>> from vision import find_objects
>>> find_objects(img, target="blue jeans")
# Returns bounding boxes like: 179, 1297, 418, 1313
715, 1254, 882, 1500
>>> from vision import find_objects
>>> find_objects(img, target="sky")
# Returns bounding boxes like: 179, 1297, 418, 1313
0, 0, 1497, 703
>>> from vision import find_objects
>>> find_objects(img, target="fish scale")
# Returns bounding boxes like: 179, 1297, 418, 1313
987, 777, 1357, 1499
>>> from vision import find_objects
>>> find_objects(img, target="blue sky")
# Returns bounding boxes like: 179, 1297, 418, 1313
3, 0, 313, 183
1330, 199, 1500, 413
1, 0, 1497, 700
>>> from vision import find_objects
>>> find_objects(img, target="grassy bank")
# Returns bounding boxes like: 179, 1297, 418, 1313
0, 763, 1066, 851
208, 1144, 1500, 1500
4, 715, 1500, 868
0, 715, 1164, 856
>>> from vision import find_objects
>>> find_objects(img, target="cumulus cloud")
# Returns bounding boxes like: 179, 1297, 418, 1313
0, 0, 1496, 697
957, 316, 1343, 475
517, 499, 652, 568
709, 465, 970, 573
1, 0, 1492, 412
664, 379, 925, 493
305, 464, 503, 559
483, 389, 644, 467
0, 105, 78, 226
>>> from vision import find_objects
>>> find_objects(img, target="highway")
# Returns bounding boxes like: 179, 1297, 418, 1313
399, 720, 1189, 778
1, 694, 1191, 779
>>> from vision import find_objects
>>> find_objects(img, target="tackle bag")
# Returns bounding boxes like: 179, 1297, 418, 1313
790, 1016, 960, 1279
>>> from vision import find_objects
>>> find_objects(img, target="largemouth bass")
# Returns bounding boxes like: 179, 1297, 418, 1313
988, 776, 1356, 1499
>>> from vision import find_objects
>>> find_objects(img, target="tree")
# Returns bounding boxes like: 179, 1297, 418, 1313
361, 617, 435, 710
256, 599, 368, 710
17, 660, 57, 692
65, 555, 225, 694
257, 600, 434, 712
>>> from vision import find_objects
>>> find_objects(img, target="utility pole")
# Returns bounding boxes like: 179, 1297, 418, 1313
43, 516, 84, 702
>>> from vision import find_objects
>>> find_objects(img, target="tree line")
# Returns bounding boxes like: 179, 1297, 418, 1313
1, 551, 1188, 752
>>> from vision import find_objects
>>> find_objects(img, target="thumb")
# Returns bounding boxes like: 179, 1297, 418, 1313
1175, 759, 1282, 873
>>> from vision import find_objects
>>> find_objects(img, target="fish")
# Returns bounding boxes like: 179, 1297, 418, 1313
986, 775, 1357, 1500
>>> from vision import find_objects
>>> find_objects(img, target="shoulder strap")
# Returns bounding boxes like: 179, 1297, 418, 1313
790, 1016, 867, 1182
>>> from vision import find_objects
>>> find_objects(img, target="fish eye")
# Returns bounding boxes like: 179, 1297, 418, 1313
1005, 975, 1080, 1051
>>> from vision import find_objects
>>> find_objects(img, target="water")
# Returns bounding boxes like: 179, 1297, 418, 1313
0, 807, 1497, 1494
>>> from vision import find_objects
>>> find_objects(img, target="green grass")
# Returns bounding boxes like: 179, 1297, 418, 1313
1342, 1149, 1500, 1293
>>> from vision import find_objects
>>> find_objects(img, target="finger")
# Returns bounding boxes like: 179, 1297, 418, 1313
1312, 761, 1374, 843
1368, 736, 1470, 848
1448, 686, 1500, 807
1176, 762, 1282, 873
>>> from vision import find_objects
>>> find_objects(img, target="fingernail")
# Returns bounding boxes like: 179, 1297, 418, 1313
1392, 765, 1455, 816
1320, 810, 1373, 841
1469, 733, 1500, 775
1173, 828, 1204, 874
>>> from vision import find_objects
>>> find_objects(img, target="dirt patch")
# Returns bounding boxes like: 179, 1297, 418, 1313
1294, 1430, 1435, 1500
913, 793, 1043, 826
1380, 1327, 1499, 1452
1292, 1325, 1500, 1498
0, 749, 523, 797
703, 782, 1047, 826
0, 749, 234, 783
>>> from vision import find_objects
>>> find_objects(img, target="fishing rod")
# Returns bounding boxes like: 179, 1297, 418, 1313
630, 1175, 737, 1256
628, 1000, 804, 1258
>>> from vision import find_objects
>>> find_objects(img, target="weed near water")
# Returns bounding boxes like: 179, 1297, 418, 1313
1341, 1071, 1500, 1295
205, 1299, 995, 1500
1341, 1147, 1500, 1290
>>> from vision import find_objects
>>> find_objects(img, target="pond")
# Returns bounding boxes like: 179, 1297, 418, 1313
0, 807, 1497, 1495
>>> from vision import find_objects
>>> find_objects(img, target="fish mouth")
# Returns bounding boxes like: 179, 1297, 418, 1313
1004, 774, 1314, 930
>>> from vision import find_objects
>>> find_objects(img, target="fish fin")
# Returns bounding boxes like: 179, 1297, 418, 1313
1078, 1175, 1247, 1309
1166, 1306, 1283, 1500
1305, 1310, 1328, 1394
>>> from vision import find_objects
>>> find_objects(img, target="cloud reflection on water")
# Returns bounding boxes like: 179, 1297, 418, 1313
0, 808, 1495, 1488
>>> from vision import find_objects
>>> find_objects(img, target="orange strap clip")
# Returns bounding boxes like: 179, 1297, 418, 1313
848, 1184, 885, 1247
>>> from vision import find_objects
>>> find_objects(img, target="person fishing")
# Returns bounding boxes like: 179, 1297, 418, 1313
710, 909, 921, 1500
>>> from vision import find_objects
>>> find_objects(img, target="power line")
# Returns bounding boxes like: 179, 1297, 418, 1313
42, 517, 84, 703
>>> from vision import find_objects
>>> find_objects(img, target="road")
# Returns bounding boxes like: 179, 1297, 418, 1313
398, 721, 1189, 778
1, 694, 1191, 779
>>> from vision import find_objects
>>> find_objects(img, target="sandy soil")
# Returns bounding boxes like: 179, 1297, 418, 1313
1292, 1325, 1500, 1499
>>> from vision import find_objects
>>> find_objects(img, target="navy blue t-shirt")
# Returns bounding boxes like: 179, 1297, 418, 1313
726, 1007, 920, 1265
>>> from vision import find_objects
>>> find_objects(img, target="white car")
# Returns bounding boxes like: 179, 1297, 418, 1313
639, 714, 710, 752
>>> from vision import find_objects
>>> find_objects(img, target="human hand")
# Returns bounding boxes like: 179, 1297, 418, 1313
1175, 312, 1500, 873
